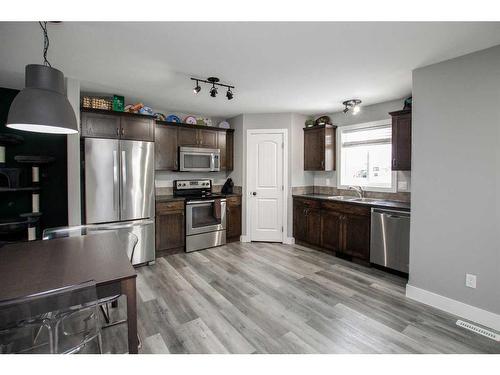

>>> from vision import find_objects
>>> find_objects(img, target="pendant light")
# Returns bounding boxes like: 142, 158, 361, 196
6, 22, 78, 134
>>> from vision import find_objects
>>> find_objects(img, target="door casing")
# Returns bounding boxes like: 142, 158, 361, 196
245, 128, 289, 243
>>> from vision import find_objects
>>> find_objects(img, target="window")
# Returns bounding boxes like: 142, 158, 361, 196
338, 120, 395, 191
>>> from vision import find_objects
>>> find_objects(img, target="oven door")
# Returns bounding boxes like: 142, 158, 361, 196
179, 147, 220, 172
186, 199, 227, 235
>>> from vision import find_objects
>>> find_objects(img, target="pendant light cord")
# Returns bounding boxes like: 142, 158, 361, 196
38, 21, 52, 67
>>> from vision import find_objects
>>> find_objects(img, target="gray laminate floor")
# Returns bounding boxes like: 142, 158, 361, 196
101, 242, 500, 354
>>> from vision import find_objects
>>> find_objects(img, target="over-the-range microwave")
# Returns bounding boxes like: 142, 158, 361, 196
179, 147, 220, 172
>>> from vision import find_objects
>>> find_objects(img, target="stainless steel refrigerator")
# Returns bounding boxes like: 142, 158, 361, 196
83, 138, 155, 265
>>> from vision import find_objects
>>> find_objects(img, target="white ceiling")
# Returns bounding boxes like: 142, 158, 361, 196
1, 22, 500, 117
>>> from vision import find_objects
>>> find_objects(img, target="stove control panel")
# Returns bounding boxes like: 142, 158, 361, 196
174, 179, 212, 191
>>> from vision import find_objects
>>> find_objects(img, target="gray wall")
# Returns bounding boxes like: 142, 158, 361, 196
409, 45, 500, 314
313, 98, 412, 192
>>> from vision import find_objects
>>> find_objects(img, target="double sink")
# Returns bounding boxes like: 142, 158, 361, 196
326, 195, 386, 205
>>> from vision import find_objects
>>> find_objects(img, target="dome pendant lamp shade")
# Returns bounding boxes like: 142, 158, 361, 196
6, 64, 78, 134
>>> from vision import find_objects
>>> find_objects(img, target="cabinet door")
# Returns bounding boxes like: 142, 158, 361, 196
120, 116, 154, 141
199, 129, 218, 148
392, 113, 412, 170
155, 125, 178, 170
226, 131, 234, 171
320, 209, 343, 252
227, 203, 242, 240
178, 128, 199, 146
304, 127, 325, 170
343, 213, 370, 261
293, 201, 307, 242
81, 112, 120, 139
155, 210, 185, 252
306, 208, 322, 247
218, 131, 227, 170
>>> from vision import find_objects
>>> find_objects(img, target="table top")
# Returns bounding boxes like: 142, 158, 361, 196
0, 231, 136, 302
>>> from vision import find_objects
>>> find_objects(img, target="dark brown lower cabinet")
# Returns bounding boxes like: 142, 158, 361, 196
342, 213, 371, 260
155, 201, 185, 256
226, 196, 242, 242
293, 197, 371, 262
320, 209, 343, 252
293, 198, 322, 247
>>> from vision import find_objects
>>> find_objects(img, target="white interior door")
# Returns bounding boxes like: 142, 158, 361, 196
248, 132, 284, 242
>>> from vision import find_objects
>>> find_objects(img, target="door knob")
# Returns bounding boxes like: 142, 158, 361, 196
252, 192, 257, 196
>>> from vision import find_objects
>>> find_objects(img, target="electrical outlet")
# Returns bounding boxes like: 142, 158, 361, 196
465, 274, 477, 289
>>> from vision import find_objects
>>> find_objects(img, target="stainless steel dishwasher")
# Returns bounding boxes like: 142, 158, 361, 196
370, 208, 410, 273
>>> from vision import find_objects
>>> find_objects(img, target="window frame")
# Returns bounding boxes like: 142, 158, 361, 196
336, 119, 397, 193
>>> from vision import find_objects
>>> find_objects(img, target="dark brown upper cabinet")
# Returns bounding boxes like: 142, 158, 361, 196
155, 125, 178, 171
390, 109, 412, 171
80, 109, 154, 142
178, 127, 217, 148
199, 129, 218, 148
155, 122, 234, 172
304, 125, 337, 171
81, 111, 120, 139
120, 116, 154, 141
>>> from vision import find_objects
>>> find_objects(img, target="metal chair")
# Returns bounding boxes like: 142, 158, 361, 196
42, 225, 140, 348
0, 280, 102, 354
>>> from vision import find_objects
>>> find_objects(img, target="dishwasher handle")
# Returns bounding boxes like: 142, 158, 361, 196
371, 207, 410, 218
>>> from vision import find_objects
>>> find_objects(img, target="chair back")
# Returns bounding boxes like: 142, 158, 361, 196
0, 280, 99, 354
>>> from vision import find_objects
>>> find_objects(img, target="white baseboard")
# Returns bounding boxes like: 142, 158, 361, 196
406, 284, 500, 332
283, 237, 295, 245
239, 235, 251, 243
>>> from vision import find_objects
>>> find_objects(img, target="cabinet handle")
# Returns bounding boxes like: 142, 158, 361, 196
116, 127, 119, 136
321, 160, 324, 169
392, 158, 396, 168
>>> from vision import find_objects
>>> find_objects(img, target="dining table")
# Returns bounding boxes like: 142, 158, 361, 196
0, 231, 139, 353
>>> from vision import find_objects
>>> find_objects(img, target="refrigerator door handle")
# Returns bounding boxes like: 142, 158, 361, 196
113, 150, 118, 212
121, 150, 127, 211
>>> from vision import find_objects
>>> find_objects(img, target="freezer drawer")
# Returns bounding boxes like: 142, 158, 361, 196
370, 208, 410, 273
94, 219, 155, 265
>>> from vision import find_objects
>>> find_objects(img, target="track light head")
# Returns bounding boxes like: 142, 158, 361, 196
226, 88, 233, 100
193, 80, 201, 94
210, 85, 218, 98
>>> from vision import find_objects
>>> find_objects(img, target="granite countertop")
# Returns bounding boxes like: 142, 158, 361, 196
293, 194, 411, 211
156, 193, 242, 203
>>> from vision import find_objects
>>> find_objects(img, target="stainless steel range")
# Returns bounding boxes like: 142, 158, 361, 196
173, 179, 226, 253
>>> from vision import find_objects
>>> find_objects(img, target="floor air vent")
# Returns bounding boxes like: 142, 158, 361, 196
456, 320, 500, 341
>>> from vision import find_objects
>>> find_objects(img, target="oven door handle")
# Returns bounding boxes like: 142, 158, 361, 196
187, 200, 215, 205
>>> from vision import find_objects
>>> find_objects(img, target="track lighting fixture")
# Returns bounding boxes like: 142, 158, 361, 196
342, 99, 362, 115
193, 80, 201, 94
190, 76, 235, 101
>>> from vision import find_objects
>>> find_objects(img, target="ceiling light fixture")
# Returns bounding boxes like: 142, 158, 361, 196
342, 99, 362, 115
190, 77, 235, 101
193, 80, 201, 94
7, 22, 77, 134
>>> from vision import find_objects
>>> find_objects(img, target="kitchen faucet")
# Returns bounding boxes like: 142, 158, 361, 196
349, 185, 364, 198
